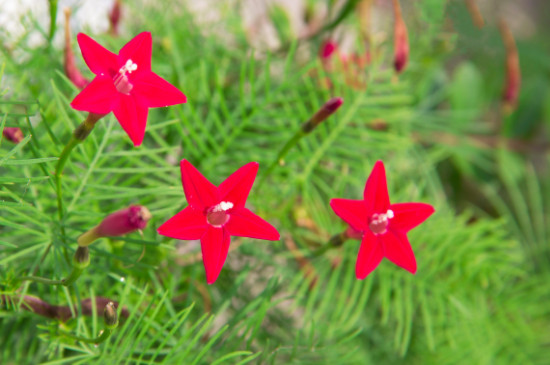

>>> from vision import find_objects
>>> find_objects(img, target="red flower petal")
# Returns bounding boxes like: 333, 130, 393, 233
363, 160, 390, 214
225, 208, 280, 240
118, 32, 152, 73
382, 230, 417, 274
330, 198, 369, 232
390, 203, 435, 233
355, 230, 384, 279
200, 226, 230, 284
77, 33, 118, 76
157, 206, 208, 240
132, 72, 187, 107
218, 162, 259, 209
180, 159, 220, 210
70, 75, 118, 114
113, 94, 149, 146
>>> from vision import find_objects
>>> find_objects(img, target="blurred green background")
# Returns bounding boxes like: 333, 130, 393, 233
1, 0, 549, 364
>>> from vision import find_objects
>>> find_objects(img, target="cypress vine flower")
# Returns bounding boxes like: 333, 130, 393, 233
330, 161, 434, 279
158, 160, 280, 284
70, 32, 187, 146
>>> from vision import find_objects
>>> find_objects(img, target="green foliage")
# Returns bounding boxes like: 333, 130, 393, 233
1, 0, 549, 364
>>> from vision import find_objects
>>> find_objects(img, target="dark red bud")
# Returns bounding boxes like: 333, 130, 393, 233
109, 0, 122, 36
303, 97, 344, 132
2, 127, 24, 144
499, 19, 521, 112
78, 205, 152, 246
320, 40, 338, 60
392, 0, 409, 73
465, 0, 485, 28
345, 226, 363, 240
96, 205, 152, 237
64, 8, 89, 89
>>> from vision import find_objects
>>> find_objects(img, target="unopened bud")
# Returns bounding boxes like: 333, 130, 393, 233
108, 0, 122, 36
499, 19, 520, 113
103, 302, 118, 329
392, 0, 409, 73
302, 97, 343, 133
2, 127, 24, 144
64, 8, 89, 89
73, 246, 90, 269
345, 226, 363, 240
465, 0, 484, 29
320, 39, 337, 60
78, 205, 152, 246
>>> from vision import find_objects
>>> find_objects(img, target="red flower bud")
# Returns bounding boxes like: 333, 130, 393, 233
320, 39, 338, 60
465, 0, 485, 29
2, 127, 24, 144
64, 8, 89, 90
109, 0, 122, 37
302, 97, 344, 133
392, 0, 409, 73
499, 19, 521, 112
78, 205, 152, 246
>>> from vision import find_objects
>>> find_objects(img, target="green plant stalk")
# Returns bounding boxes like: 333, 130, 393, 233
55, 113, 103, 245
48, 0, 59, 43
309, 230, 348, 258
18, 246, 90, 286
259, 129, 306, 187
60, 328, 115, 344
19, 265, 84, 286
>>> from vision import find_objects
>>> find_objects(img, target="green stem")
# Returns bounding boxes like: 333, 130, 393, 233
60, 328, 114, 344
19, 266, 84, 287
309, 231, 348, 258
19, 246, 89, 287
48, 0, 59, 43
18, 276, 63, 285
55, 114, 102, 252
258, 129, 305, 187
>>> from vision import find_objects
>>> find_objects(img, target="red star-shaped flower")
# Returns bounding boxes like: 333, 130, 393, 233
158, 160, 280, 284
330, 161, 434, 279
70, 32, 187, 146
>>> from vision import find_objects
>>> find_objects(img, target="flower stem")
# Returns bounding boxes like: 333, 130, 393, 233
60, 301, 118, 344
309, 230, 348, 258
48, 0, 59, 43
17, 276, 63, 285
55, 113, 103, 249
18, 246, 90, 287
19, 266, 83, 287
60, 328, 114, 344
258, 98, 343, 187
258, 129, 305, 187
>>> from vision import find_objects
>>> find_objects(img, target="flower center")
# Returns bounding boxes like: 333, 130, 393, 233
206, 201, 233, 227
113, 59, 138, 94
368, 209, 394, 235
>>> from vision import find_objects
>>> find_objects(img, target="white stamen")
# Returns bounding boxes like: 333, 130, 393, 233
120, 59, 138, 74
211, 201, 233, 212
371, 209, 394, 224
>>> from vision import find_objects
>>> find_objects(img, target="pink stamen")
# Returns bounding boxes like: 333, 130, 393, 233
113, 59, 138, 94
206, 201, 233, 227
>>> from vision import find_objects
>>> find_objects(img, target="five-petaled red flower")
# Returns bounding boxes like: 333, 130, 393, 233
70, 32, 186, 146
158, 160, 280, 284
330, 161, 434, 279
